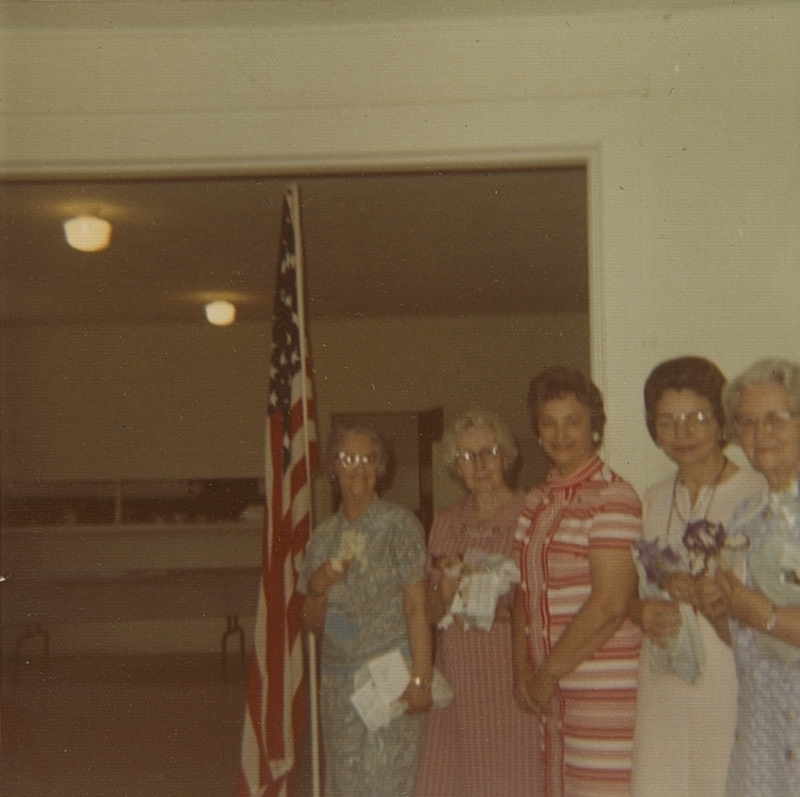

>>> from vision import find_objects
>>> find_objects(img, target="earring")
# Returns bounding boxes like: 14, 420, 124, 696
537, 438, 542, 446
592, 431, 601, 444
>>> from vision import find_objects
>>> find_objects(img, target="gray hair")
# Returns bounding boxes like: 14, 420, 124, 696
325, 419, 389, 481
442, 410, 518, 477
724, 358, 800, 443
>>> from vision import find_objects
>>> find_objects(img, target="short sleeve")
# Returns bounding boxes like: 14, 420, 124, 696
588, 478, 643, 551
425, 511, 447, 571
389, 507, 427, 588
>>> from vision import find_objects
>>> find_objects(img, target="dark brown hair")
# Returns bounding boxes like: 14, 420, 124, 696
527, 366, 606, 447
643, 356, 727, 443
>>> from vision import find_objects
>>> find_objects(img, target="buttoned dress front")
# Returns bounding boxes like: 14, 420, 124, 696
515, 455, 643, 797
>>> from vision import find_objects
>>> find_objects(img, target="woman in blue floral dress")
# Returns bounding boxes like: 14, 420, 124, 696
704, 359, 800, 797
300, 420, 433, 797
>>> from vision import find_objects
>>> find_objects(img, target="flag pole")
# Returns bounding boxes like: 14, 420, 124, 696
236, 182, 320, 797
288, 183, 322, 797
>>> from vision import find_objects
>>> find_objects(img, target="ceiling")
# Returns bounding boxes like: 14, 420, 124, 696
0, 167, 587, 325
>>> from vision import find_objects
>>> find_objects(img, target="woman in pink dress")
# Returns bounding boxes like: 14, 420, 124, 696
512, 367, 643, 797
415, 410, 540, 797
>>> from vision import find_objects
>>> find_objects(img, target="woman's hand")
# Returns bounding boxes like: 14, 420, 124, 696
663, 571, 700, 607
715, 569, 800, 648
527, 663, 558, 717
307, 558, 351, 599
403, 579, 434, 714
695, 574, 730, 623
716, 569, 772, 636
401, 679, 433, 714
513, 660, 557, 717
638, 597, 682, 648
303, 559, 351, 635
439, 574, 461, 607
512, 660, 538, 714
425, 572, 462, 625
511, 589, 539, 713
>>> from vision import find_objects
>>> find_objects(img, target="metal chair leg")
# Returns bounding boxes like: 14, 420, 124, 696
221, 614, 245, 678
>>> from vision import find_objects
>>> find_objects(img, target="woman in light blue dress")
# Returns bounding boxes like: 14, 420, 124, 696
704, 359, 800, 797
300, 420, 433, 797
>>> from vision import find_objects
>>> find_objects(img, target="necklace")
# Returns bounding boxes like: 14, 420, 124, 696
666, 455, 728, 537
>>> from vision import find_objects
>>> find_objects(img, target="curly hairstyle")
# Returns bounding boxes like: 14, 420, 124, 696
441, 409, 519, 477
724, 358, 800, 443
324, 419, 389, 481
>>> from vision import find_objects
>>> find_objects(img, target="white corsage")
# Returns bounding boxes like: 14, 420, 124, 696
330, 529, 368, 573
439, 548, 519, 632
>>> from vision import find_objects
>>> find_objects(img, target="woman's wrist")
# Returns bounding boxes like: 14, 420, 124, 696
765, 602, 779, 635
538, 659, 559, 682
307, 568, 329, 599
627, 596, 642, 628
731, 581, 775, 634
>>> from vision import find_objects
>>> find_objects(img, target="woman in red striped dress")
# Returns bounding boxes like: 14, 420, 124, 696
512, 367, 643, 797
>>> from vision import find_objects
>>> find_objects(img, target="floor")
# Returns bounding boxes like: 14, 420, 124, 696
1, 653, 313, 797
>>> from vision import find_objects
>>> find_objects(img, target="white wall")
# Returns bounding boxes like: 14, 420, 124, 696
2, 0, 798, 497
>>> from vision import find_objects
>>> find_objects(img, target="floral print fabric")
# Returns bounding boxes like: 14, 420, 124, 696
299, 498, 428, 797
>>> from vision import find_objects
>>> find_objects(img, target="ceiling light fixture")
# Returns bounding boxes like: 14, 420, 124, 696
63, 215, 112, 252
205, 300, 236, 326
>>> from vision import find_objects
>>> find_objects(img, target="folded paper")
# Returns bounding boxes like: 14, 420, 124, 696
349, 648, 454, 732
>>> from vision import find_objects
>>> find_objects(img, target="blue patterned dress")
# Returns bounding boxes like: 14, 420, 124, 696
726, 482, 800, 797
299, 498, 428, 797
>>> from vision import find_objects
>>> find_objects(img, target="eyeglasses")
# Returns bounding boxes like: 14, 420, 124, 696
337, 451, 377, 469
455, 444, 501, 466
654, 410, 714, 435
734, 410, 800, 436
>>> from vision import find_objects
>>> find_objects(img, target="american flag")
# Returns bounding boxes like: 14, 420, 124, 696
238, 184, 318, 797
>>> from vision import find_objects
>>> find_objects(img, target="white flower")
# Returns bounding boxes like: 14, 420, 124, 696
333, 529, 369, 572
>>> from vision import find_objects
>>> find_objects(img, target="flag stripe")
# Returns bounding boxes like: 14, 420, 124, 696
238, 185, 318, 797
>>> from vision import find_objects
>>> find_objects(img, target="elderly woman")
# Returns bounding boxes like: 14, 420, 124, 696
414, 410, 540, 797
630, 357, 764, 797
512, 366, 643, 797
299, 420, 433, 797
703, 359, 800, 797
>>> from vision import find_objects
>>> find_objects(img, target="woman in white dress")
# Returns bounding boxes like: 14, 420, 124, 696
630, 357, 764, 797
